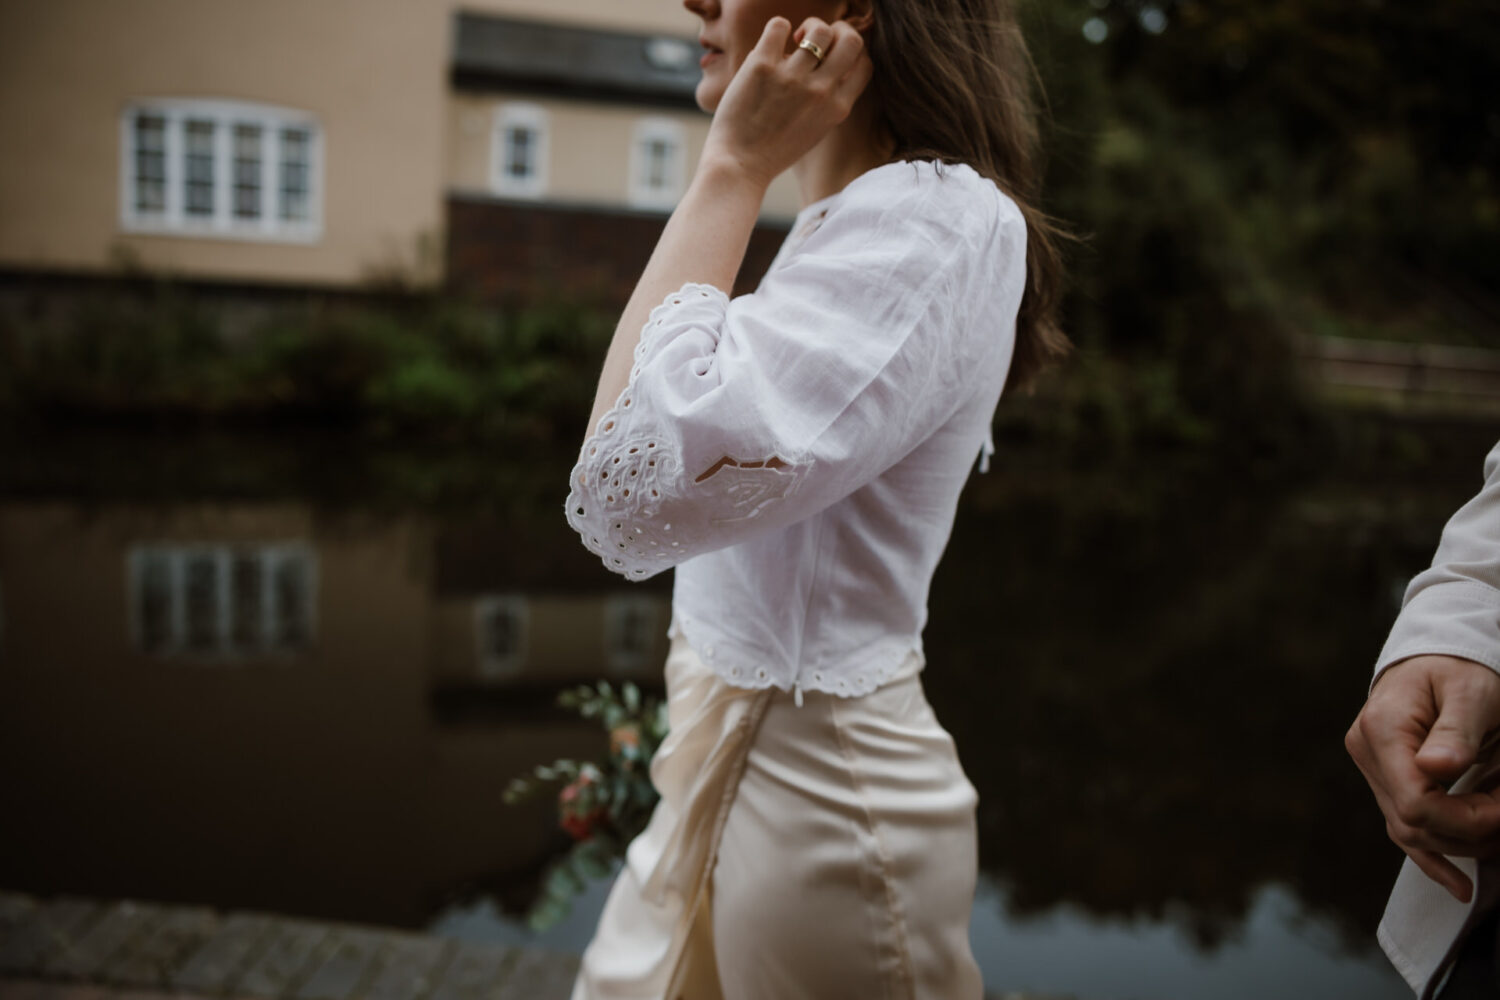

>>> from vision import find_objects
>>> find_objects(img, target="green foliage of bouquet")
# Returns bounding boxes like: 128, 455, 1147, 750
503, 679, 669, 930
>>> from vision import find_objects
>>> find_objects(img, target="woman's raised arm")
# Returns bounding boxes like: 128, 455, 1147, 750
583, 164, 764, 436
583, 16, 872, 434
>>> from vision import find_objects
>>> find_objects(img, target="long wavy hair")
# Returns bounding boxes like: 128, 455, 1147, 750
866, 0, 1070, 389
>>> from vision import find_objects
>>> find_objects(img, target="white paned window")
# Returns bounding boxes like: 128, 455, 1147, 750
183, 118, 216, 219
128, 543, 318, 659
233, 123, 263, 220
490, 102, 549, 199
133, 114, 168, 215
474, 594, 529, 681
280, 126, 312, 221
629, 117, 687, 210
603, 594, 660, 676
120, 98, 321, 242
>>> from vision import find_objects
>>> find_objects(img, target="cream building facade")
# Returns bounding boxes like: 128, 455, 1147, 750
0, 0, 803, 293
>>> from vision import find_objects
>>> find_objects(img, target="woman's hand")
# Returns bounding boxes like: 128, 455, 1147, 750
698, 16, 875, 189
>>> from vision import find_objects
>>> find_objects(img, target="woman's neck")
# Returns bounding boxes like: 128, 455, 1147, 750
791, 94, 897, 210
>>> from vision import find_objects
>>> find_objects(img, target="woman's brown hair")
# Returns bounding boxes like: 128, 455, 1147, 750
866, 0, 1070, 389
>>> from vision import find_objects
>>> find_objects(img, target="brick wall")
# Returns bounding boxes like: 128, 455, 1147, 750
445, 195, 791, 309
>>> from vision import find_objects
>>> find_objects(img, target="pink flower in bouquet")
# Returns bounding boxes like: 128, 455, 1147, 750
558, 770, 608, 841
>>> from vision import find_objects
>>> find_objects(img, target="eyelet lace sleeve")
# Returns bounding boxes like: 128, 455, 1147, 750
564, 283, 808, 580
564, 181, 1023, 581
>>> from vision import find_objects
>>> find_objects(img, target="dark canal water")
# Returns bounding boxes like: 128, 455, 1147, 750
3, 423, 1495, 999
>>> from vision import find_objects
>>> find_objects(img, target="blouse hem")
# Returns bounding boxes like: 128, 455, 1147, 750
667, 611, 925, 700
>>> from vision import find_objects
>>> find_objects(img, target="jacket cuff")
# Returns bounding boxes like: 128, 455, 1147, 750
1372, 581, 1500, 694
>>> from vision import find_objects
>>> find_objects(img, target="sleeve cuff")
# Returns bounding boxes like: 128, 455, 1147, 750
565, 282, 730, 581
1372, 581, 1500, 693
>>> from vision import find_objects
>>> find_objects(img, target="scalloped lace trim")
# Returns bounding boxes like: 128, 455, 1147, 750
622, 282, 731, 413
565, 282, 730, 579
669, 612, 925, 704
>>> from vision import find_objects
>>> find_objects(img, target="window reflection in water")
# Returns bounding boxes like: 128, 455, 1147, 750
139, 550, 174, 653
475, 595, 527, 680
128, 544, 316, 658
604, 595, 657, 675
273, 552, 312, 649
231, 551, 263, 649
185, 551, 219, 651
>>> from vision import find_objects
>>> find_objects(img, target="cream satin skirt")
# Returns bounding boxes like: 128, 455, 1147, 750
570, 633, 985, 1000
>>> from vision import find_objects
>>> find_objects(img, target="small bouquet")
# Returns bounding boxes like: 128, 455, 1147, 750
503, 679, 670, 930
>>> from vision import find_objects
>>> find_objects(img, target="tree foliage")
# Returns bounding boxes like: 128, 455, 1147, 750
1006, 0, 1500, 458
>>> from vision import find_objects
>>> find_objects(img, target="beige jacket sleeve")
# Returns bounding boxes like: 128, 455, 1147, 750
1373, 438, 1500, 693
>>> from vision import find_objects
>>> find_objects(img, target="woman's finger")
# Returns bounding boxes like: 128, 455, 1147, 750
754, 15, 793, 64
817, 22, 866, 80
831, 46, 874, 110
789, 17, 835, 70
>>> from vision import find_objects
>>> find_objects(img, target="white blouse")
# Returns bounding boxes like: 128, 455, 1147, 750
565, 158, 1027, 704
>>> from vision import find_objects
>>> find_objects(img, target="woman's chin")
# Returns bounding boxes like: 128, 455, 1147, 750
695, 82, 723, 115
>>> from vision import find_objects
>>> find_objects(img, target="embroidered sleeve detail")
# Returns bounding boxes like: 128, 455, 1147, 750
565, 282, 817, 580
694, 455, 813, 525
565, 283, 718, 580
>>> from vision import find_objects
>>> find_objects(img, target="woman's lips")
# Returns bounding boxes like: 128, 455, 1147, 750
700, 48, 722, 67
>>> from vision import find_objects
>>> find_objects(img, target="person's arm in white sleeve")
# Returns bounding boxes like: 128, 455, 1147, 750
564, 183, 1019, 580
1346, 439, 1500, 902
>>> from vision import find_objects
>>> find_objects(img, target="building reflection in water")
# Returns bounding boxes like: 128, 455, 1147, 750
0, 475, 1454, 998
0, 501, 668, 930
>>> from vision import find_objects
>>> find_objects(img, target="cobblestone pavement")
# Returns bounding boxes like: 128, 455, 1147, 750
0, 890, 1070, 1000
0, 891, 578, 1000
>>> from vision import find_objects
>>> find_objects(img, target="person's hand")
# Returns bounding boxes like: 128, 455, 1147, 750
698, 16, 874, 189
1346, 654, 1500, 901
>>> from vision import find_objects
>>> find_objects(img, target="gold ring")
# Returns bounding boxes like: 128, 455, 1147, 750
797, 38, 826, 64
